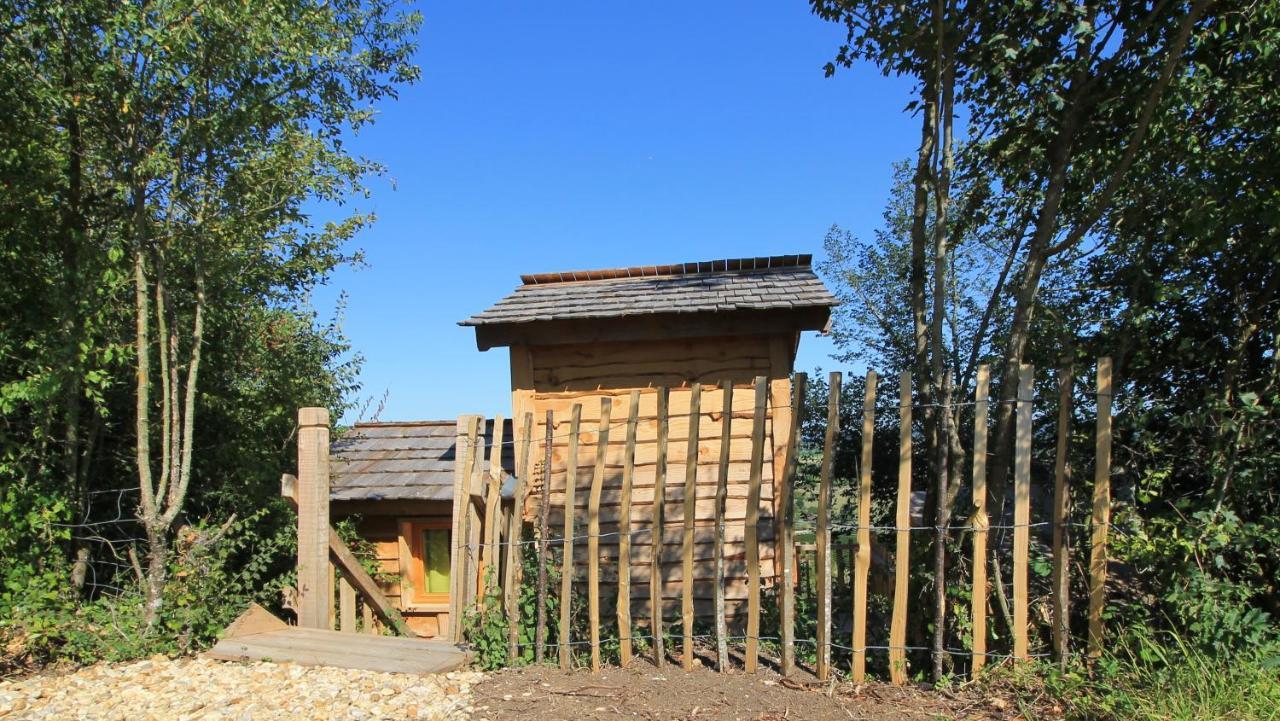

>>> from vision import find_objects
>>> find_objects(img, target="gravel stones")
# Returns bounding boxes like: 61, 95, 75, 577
0, 656, 483, 720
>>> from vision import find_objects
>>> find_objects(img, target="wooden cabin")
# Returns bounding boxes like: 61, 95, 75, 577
460, 255, 836, 622
328, 419, 514, 638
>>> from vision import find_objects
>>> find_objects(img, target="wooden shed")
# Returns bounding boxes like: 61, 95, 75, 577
328, 419, 514, 639
460, 255, 835, 621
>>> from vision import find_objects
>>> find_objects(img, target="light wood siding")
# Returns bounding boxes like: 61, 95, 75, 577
510, 334, 797, 622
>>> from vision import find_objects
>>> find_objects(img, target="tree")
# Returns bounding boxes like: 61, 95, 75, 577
0, 0, 419, 628
813, 0, 1233, 676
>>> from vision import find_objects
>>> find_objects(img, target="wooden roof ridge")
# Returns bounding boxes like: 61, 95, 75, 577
518, 254, 813, 286
349, 420, 454, 428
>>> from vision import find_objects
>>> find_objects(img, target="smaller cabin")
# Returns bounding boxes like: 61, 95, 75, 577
328, 419, 514, 639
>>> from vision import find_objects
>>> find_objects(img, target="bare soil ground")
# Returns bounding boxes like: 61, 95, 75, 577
471, 661, 1052, 721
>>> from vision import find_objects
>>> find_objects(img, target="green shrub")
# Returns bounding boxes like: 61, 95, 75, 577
1, 511, 296, 666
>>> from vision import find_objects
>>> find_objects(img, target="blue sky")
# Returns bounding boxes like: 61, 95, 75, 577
311, 1, 921, 423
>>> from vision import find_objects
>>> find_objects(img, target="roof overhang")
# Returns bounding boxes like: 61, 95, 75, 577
471, 306, 831, 351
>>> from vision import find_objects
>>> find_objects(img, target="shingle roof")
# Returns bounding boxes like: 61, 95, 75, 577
330, 420, 515, 502
459, 255, 836, 327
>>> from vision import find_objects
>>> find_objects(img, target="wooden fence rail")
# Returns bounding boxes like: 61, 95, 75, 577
436, 359, 1115, 680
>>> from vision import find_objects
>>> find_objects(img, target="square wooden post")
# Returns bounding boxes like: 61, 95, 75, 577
297, 407, 331, 629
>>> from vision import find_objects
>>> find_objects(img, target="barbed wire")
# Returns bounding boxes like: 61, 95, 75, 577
443, 383, 1129, 453
453, 519, 1131, 553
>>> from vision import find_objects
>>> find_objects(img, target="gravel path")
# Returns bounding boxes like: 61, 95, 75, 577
0, 656, 483, 721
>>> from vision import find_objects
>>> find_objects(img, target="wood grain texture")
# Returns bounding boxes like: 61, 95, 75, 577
682, 383, 701, 670
778, 373, 807, 676
1052, 366, 1073, 665
296, 408, 330, 630
340, 576, 357, 633
506, 412, 534, 663
650, 387, 669, 668
745, 376, 768, 673
449, 416, 480, 642
889, 373, 911, 685
589, 398, 612, 672
535, 412, 553, 663
518, 383, 781, 622
205, 627, 466, 675
971, 366, 990, 673
1013, 364, 1035, 661
464, 417, 485, 613
483, 416, 506, 597
816, 372, 840, 681
560, 404, 582, 670
618, 390, 640, 667
1089, 357, 1113, 659
852, 371, 876, 682
714, 380, 733, 671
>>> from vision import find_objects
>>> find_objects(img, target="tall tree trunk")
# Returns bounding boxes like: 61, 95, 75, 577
929, 1, 956, 679
132, 182, 168, 625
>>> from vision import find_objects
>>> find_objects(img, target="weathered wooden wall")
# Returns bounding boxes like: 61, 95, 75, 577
508, 333, 798, 621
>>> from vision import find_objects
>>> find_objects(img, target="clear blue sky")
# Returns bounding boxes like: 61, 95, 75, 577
311, 1, 920, 423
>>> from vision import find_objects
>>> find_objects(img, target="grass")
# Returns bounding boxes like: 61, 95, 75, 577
978, 635, 1280, 721
1079, 637, 1280, 721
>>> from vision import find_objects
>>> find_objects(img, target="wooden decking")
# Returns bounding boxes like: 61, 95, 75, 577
205, 603, 469, 675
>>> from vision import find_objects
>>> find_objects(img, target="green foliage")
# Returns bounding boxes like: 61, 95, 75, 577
0, 0, 420, 665
990, 634, 1280, 721
462, 575, 512, 671
462, 544, 555, 670
3, 512, 296, 666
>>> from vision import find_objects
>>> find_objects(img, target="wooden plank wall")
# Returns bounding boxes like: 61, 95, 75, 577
517, 386, 781, 620
509, 334, 795, 621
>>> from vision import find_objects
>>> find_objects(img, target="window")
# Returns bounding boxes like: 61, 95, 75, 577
420, 527, 450, 594
399, 519, 451, 609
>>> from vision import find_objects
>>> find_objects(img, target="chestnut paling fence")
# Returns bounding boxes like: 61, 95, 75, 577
444, 358, 1117, 681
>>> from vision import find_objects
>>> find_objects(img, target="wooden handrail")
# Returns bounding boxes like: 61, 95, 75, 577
281, 474, 417, 637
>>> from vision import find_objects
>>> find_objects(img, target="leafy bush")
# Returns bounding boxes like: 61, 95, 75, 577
463, 546, 557, 670
1, 511, 296, 667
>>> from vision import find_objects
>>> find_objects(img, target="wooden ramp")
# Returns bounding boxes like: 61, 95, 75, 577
205, 604, 469, 675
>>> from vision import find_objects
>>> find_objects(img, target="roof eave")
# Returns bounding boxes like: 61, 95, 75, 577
470, 305, 832, 351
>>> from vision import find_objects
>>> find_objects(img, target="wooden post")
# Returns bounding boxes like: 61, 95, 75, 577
778, 373, 807, 676
296, 407, 331, 630
618, 390, 640, 668
1013, 364, 1034, 661
484, 416, 506, 597
971, 366, 990, 673
682, 383, 701, 671
1088, 357, 1113, 659
466, 417, 487, 612
1052, 366, 1073, 665
744, 376, 768, 673
889, 372, 911, 685
535, 411, 554, 663
340, 576, 357, 633
507, 412, 534, 664
852, 371, 876, 682
560, 404, 582, 670
816, 372, 841, 681
650, 387, 670, 668
449, 415, 480, 642
362, 600, 375, 635
589, 398, 612, 673
714, 380, 733, 671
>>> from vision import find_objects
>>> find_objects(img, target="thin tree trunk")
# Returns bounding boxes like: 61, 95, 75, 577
929, 0, 956, 678
166, 268, 204, 523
